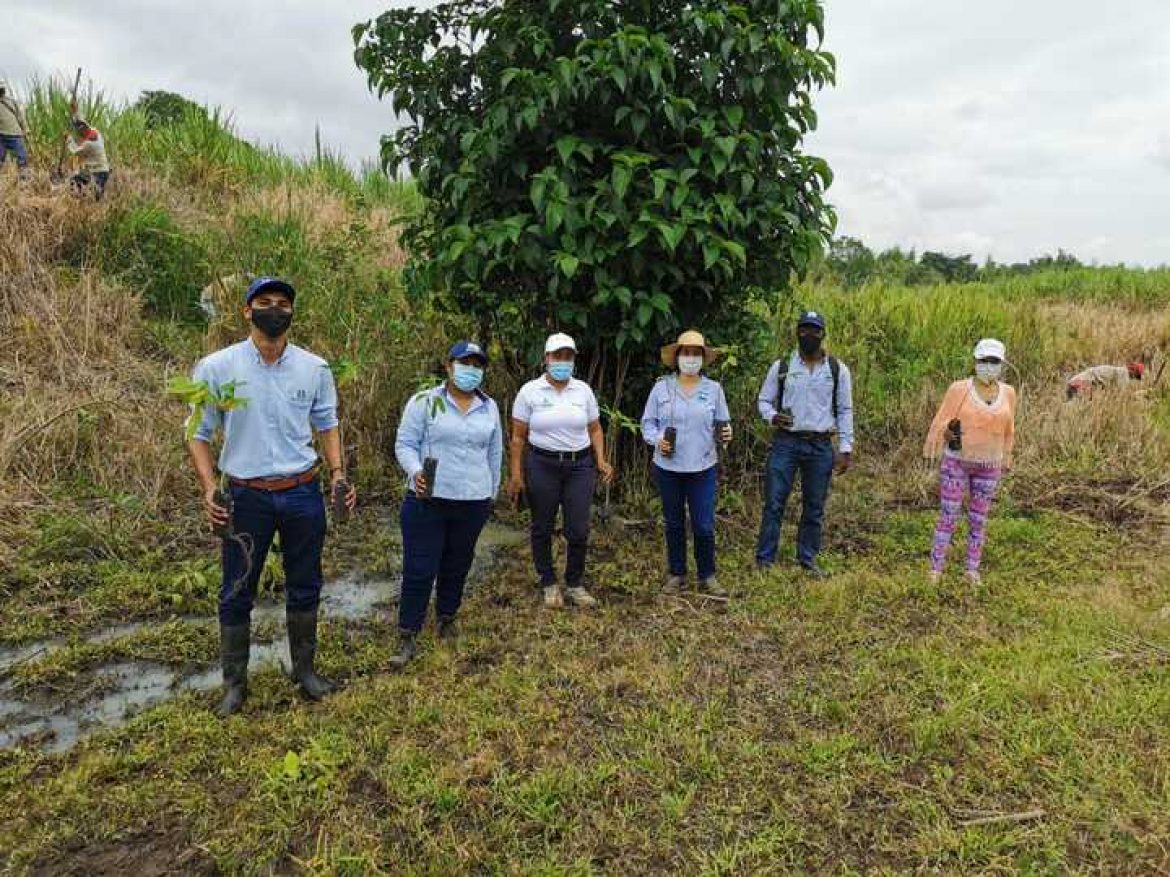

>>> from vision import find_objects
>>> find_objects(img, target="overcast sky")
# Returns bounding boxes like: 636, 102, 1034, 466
4, 1, 1168, 265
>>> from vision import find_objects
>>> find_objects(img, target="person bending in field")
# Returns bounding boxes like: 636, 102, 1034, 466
186, 277, 357, 717
1065, 361, 1144, 401
923, 339, 1017, 586
66, 115, 111, 200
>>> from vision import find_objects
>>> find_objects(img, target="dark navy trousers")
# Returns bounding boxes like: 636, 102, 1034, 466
398, 494, 492, 633
220, 481, 326, 625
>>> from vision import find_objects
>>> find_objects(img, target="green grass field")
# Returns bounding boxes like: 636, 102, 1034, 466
2, 77, 1169, 874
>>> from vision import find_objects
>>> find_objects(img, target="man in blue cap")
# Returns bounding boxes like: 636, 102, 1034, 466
755, 310, 854, 577
186, 276, 357, 716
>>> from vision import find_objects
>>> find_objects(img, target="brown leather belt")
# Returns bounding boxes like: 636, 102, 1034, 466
229, 466, 319, 492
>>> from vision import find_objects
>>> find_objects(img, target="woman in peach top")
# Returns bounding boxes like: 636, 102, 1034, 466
923, 339, 1017, 584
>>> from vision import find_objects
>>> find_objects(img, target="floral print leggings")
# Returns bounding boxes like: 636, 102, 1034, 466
930, 454, 1003, 573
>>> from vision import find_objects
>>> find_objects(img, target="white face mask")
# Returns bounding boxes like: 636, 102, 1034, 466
975, 362, 1003, 384
677, 355, 704, 376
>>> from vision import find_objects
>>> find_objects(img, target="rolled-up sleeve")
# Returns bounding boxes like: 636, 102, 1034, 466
488, 400, 504, 497
757, 361, 781, 423
640, 383, 663, 447
716, 383, 731, 422
835, 363, 855, 454
585, 386, 600, 423
395, 393, 427, 481
188, 358, 221, 443
512, 385, 533, 424
310, 365, 340, 432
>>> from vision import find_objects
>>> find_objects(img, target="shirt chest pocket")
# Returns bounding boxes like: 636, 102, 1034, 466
276, 383, 314, 434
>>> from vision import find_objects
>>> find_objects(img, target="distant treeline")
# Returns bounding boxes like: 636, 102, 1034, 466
820, 236, 1098, 288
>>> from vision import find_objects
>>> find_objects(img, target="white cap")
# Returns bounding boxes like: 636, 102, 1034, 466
973, 338, 1006, 360
544, 332, 577, 354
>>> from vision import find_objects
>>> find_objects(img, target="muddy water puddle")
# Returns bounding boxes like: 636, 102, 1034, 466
0, 522, 525, 753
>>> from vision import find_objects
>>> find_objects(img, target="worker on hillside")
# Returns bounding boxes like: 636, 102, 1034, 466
754, 311, 855, 578
0, 80, 32, 181
66, 114, 111, 200
186, 277, 357, 717
1065, 362, 1144, 400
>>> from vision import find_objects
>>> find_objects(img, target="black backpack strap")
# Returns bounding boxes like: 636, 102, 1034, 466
829, 356, 840, 420
775, 358, 788, 412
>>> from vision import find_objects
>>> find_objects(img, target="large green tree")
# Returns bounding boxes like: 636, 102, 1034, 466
354, 0, 836, 410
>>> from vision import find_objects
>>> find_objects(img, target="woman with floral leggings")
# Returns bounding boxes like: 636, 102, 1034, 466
923, 339, 1017, 584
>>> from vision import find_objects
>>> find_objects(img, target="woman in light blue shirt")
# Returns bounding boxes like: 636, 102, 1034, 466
390, 340, 503, 668
640, 330, 733, 596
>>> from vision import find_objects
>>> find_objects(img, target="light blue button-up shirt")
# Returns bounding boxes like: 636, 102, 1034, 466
395, 384, 503, 501
189, 339, 339, 479
640, 375, 731, 473
757, 352, 855, 453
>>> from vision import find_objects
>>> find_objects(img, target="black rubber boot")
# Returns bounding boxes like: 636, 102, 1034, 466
437, 615, 458, 642
389, 630, 418, 669
216, 623, 250, 718
286, 609, 336, 701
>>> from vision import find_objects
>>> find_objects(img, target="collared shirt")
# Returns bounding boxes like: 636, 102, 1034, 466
0, 97, 28, 137
757, 352, 855, 453
640, 375, 730, 473
513, 376, 600, 452
189, 338, 339, 479
395, 384, 503, 501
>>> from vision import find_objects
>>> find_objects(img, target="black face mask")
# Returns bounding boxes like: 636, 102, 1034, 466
798, 334, 823, 356
250, 307, 293, 339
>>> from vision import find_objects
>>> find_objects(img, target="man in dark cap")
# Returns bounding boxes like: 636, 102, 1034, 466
755, 311, 855, 578
186, 277, 356, 716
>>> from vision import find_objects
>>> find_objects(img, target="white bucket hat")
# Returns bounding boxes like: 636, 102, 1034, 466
973, 338, 1006, 361
544, 332, 577, 354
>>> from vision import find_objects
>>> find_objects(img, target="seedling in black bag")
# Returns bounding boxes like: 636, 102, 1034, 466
662, 426, 677, 457
947, 418, 963, 452
421, 457, 439, 499
331, 479, 351, 523
212, 487, 234, 539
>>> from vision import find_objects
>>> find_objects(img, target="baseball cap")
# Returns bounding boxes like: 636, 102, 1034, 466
245, 276, 296, 305
448, 340, 488, 364
973, 338, 1006, 361
797, 310, 826, 330
544, 332, 577, 354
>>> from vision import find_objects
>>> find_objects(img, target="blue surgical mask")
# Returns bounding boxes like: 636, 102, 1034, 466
452, 363, 484, 392
547, 361, 574, 382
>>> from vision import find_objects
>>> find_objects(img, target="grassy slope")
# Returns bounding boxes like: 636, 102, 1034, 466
2, 79, 1170, 873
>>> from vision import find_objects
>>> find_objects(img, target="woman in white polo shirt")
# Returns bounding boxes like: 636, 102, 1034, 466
508, 332, 615, 608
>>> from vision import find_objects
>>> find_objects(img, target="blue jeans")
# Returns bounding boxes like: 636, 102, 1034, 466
755, 434, 835, 567
654, 465, 718, 580
0, 135, 29, 168
399, 495, 492, 633
219, 481, 327, 625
